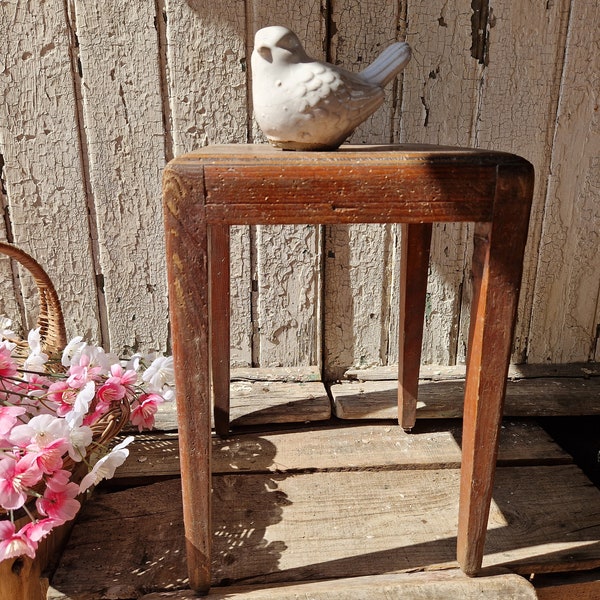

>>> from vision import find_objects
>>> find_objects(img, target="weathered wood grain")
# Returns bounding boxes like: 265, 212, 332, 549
528, 0, 600, 363
51, 463, 600, 597
152, 379, 330, 431
72, 0, 169, 354
0, 0, 100, 340
534, 569, 600, 600
345, 362, 600, 381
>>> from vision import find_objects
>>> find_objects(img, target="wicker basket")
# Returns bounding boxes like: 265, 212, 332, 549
0, 242, 130, 477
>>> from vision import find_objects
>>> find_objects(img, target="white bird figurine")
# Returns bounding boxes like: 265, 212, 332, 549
251, 25, 411, 150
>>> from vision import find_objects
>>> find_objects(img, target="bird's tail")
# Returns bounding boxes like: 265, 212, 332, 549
360, 42, 411, 87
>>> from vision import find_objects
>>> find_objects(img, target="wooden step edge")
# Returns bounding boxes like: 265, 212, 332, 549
231, 366, 321, 382
345, 362, 600, 382
133, 569, 537, 599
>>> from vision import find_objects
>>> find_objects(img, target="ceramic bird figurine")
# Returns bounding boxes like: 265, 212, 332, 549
251, 26, 411, 150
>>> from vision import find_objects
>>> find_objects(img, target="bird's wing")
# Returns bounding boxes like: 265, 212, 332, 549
293, 62, 384, 127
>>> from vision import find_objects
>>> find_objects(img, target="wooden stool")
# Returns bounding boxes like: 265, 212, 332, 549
163, 144, 534, 594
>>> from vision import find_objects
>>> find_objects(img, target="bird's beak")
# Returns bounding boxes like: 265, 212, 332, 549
257, 46, 273, 63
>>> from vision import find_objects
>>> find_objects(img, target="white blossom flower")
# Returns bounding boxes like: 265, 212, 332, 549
64, 381, 95, 429
9, 414, 70, 450
23, 328, 48, 373
67, 424, 93, 462
79, 436, 134, 493
0, 317, 14, 340
142, 355, 174, 392
61, 336, 85, 367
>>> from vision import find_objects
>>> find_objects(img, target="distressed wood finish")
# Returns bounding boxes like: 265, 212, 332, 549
163, 164, 212, 591
324, 0, 406, 381
528, 0, 600, 363
457, 166, 534, 574
163, 144, 533, 592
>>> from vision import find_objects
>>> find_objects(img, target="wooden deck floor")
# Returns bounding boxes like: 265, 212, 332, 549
46, 368, 600, 599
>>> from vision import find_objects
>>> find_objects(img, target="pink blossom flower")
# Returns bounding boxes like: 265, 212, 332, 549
96, 379, 126, 405
9, 414, 71, 474
109, 363, 138, 390
79, 436, 134, 493
66, 351, 104, 387
0, 405, 27, 435
36, 470, 80, 524
20, 438, 65, 475
130, 393, 164, 431
0, 343, 17, 378
47, 380, 79, 417
0, 521, 37, 560
0, 456, 43, 510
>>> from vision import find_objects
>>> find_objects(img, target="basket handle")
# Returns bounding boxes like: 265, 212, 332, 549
0, 241, 67, 355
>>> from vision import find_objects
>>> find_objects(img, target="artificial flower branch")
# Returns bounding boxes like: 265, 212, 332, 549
0, 318, 174, 561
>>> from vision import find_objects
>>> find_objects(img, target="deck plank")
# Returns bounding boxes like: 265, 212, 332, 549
331, 377, 600, 419
153, 380, 331, 432
136, 570, 536, 599
51, 463, 600, 598
115, 420, 570, 483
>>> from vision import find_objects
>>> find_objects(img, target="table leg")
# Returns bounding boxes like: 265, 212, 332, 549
209, 225, 231, 436
163, 169, 212, 594
457, 166, 532, 575
398, 223, 432, 430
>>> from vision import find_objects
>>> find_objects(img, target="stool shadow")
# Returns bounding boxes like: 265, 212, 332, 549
210, 419, 600, 586
211, 436, 289, 586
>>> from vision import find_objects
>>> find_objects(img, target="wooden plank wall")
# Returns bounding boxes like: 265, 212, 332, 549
0, 0, 598, 372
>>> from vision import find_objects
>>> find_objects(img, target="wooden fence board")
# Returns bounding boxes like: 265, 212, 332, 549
72, 0, 169, 353
0, 0, 599, 379
248, 1, 325, 368
474, 0, 572, 363
0, 0, 100, 340
323, 1, 406, 380
165, 0, 252, 363
528, 0, 600, 363
397, 0, 479, 366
